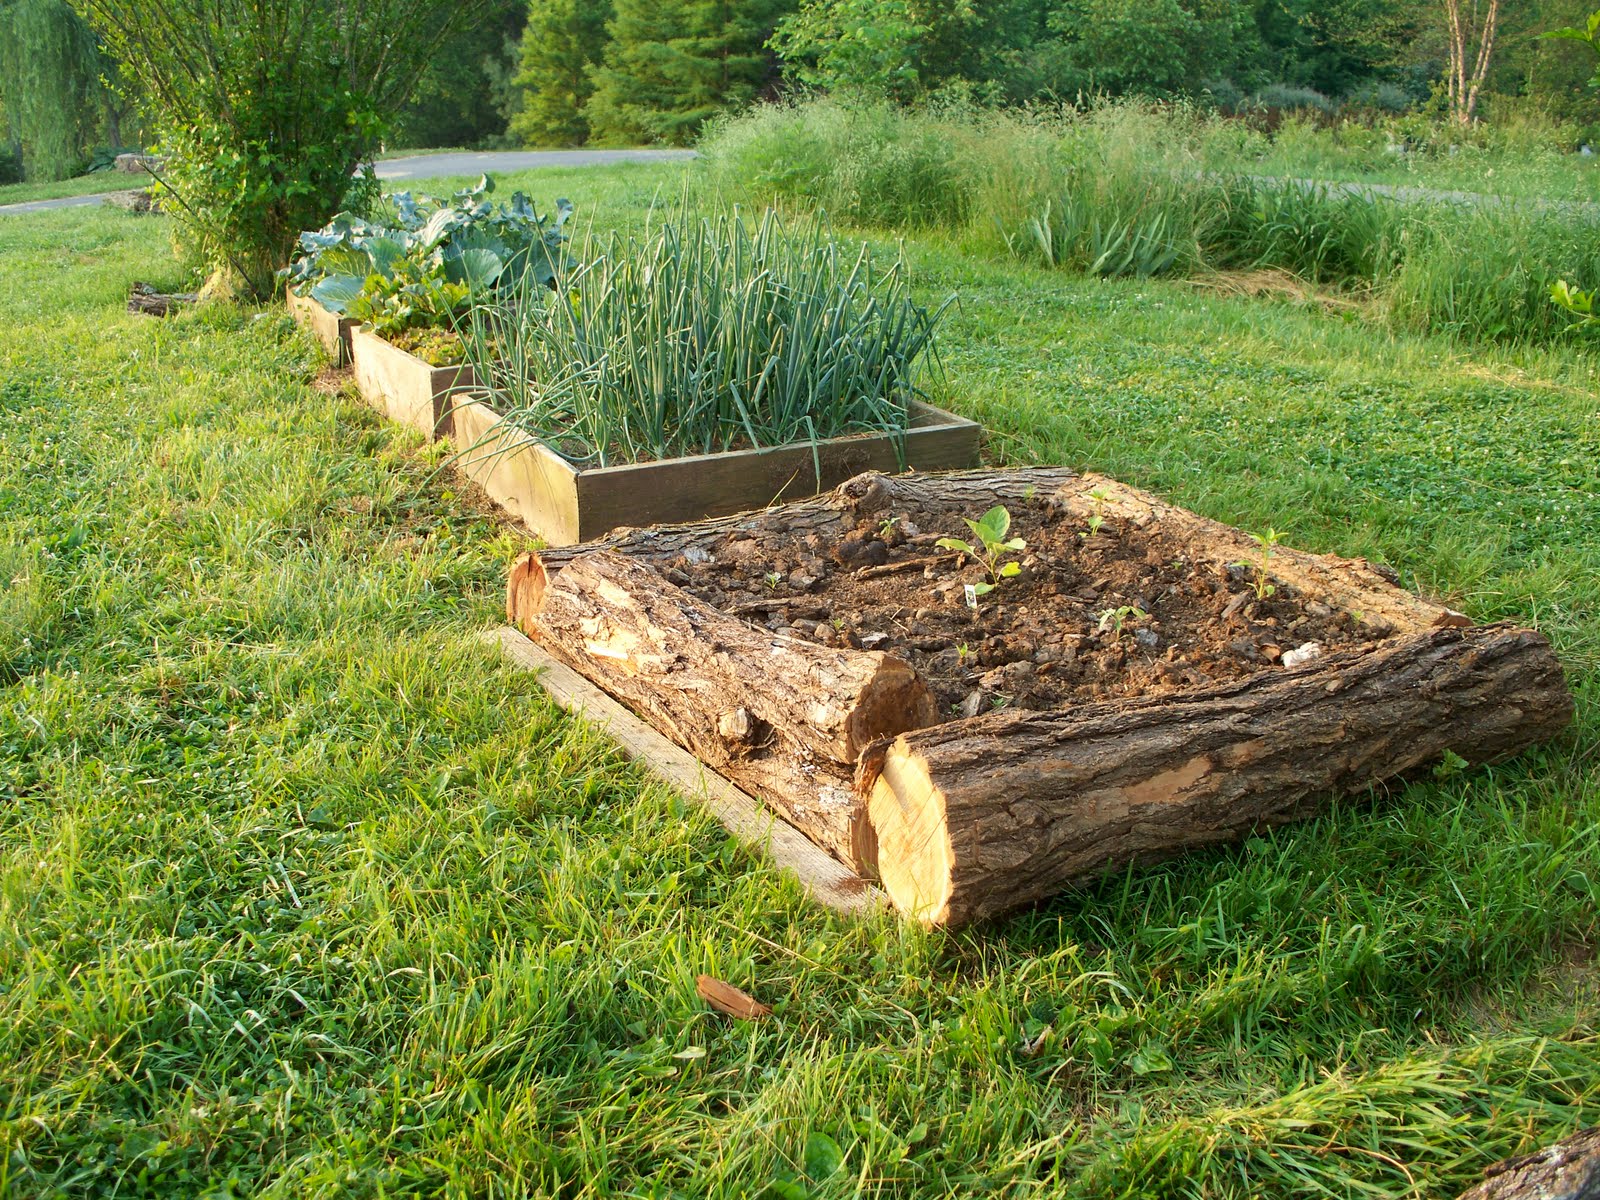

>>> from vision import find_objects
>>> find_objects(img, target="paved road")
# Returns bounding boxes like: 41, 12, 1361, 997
0, 148, 697, 216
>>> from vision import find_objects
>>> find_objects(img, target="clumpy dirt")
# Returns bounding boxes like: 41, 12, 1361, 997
661, 494, 1389, 717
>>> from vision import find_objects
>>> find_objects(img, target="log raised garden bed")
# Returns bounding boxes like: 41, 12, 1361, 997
286, 285, 357, 366
506, 467, 1574, 927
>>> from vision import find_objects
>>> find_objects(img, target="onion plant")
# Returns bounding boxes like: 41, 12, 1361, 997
457, 205, 950, 467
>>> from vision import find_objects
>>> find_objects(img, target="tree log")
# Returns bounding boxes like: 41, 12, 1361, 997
1457, 1127, 1600, 1200
858, 624, 1573, 927
525, 467, 1083, 575
518, 550, 938, 865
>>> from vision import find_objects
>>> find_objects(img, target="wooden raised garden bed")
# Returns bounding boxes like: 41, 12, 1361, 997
285, 290, 980, 544
287, 285, 357, 366
452, 395, 980, 546
505, 467, 1574, 927
349, 325, 476, 441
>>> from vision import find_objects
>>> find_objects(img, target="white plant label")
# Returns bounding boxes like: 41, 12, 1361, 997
964, 583, 979, 610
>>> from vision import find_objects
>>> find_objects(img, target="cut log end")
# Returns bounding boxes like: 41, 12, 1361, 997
846, 659, 940, 761
865, 744, 953, 924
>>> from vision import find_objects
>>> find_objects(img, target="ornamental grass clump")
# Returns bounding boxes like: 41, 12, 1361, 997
462, 206, 949, 467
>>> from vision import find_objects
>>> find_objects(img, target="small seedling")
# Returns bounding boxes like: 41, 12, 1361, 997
1233, 528, 1284, 600
764, 571, 782, 589
955, 642, 973, 666
1084, 488, 1109, 538
878, 515, 901, 537
830, 615, 846, 632
936, 505, 1026, 600
1097, 605, 1148, 638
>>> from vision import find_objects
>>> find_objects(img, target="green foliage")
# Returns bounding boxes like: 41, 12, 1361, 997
0, 0, 130, 181
510, 0, 613, 147
583, 0, 792, 146
75, 0, 494, 294
465, 204, 948, 465
288, 176, 574, 337
393, 0, 528, 150
707, 97, 1600, 347
936, 505, 1026, 596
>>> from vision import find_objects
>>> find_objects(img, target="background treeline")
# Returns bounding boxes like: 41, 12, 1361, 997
4, 0, 1599, 179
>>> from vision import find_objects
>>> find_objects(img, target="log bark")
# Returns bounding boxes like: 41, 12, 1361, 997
518, 550, 938, 865
526, 467, 1082, 575
127, 282, 194, 317
1458, 1127, 1600, 1200
858, 624, 1573, 927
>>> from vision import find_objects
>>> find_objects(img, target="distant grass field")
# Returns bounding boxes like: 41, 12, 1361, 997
1, 161, 1597, 1197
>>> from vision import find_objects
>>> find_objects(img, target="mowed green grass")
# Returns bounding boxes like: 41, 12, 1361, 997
2, 162, 1599, 1198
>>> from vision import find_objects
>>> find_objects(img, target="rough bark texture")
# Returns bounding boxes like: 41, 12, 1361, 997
518, 550, 938, 865
859, 624, 1573, 927
1458, 1127, 1600, 1200
127, 282, 194, 317
529, 467, 1083, 574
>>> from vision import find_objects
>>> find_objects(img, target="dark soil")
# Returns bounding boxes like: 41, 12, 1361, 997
661, 493, 1390, 717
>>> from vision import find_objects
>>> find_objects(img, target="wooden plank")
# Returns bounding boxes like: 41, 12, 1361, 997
481, 626, 883, 915
350, 326, 473, 440
450, 400, 583, 543
571, 402, 980, 540
286, 285, 356, 365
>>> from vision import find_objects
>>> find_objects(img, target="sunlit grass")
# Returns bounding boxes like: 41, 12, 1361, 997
1, 161, 1596, 1197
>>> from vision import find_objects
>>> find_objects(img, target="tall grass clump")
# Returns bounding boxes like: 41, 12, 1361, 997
703, 96, 1600, 348
462, 205, 949, 466
699, 98, 973, 230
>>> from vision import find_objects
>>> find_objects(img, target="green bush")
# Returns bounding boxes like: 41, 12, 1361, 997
703, 96, 1600, 347
78, 0, 495, 295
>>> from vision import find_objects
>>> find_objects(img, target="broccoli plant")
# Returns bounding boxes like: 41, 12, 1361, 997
937, 505, 1026, 600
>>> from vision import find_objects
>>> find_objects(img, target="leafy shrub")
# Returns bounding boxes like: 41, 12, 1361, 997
78, 0, 495, 295
1343, 82, 1415, 115
464, 206, 950, 466
287, 175, 573, 341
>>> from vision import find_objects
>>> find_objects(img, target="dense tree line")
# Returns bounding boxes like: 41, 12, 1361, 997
3, 0, 1598, 180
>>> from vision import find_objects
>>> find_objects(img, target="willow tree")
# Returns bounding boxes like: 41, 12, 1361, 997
0, 0, 121, 180
73, 0, 493, 294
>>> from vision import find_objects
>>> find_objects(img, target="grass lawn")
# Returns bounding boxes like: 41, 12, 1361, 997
2, 161, 1598, 1198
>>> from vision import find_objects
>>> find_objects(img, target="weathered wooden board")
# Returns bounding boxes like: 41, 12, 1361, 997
452, 400, 980, 545
482, 626, 884, 915
349, 326, 474, 439
286, 285, 357, 366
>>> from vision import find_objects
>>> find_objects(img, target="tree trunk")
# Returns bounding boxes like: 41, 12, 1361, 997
516, 550, 938, 865
1457, 1126, 1600, 1200
858, 624, 1572, 927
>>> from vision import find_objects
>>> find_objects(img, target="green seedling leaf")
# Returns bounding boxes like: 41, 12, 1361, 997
936, 537, 975, 556
999, 561, 1021, 578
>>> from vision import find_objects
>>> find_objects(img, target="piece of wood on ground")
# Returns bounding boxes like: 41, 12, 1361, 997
696, 975, 772, 1020
127, 281, 195, 317
1457, 1126, 1600, 1200
857, 623, 1573, 927
510, 551, 938, 868
481, 626, 883, 916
